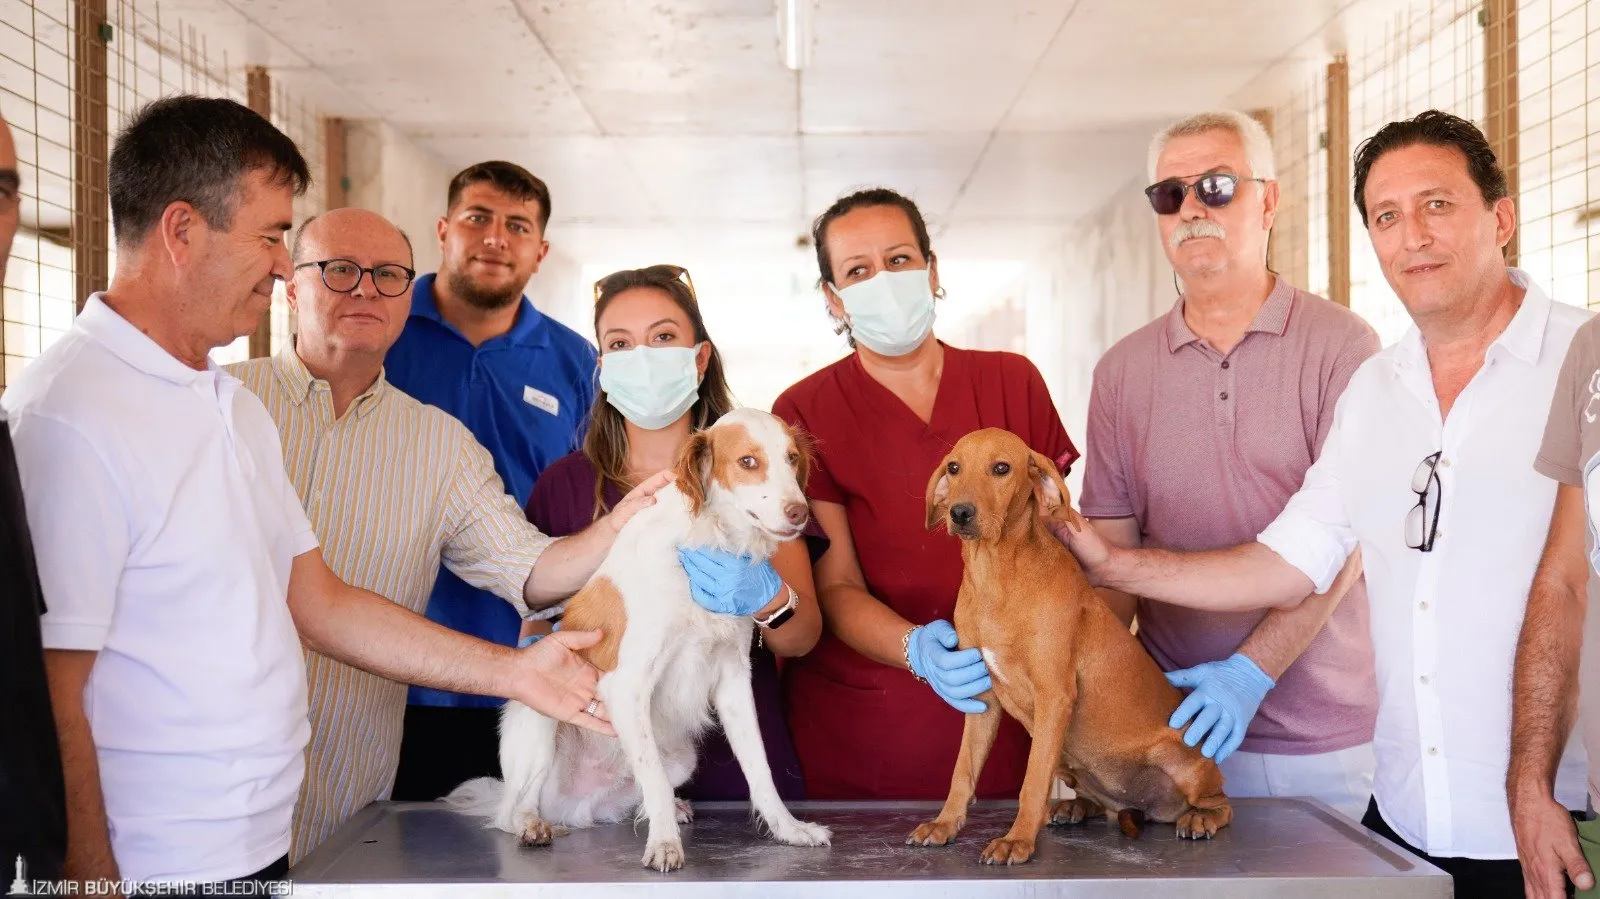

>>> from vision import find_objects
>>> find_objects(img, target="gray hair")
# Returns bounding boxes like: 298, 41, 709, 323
1147, 110, 1277, 182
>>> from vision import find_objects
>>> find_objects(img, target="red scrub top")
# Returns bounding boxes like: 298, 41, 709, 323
772, 344, 1078, 800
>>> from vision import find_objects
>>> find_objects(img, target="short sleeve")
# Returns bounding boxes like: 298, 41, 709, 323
1021, 359, 1079, 475
773, 390, 844, 505
440, 427, 553, 614
1536, 326, 1593, 486
1078, 357, 1134, 520
8, 414, 131, 651
1256, 399, 1358, 593
1315, 322, 1381, 456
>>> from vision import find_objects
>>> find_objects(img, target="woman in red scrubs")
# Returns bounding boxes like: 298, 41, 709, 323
772, 188, 1079, 800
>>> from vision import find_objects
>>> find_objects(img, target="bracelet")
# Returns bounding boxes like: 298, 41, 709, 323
903, 626, 926, 684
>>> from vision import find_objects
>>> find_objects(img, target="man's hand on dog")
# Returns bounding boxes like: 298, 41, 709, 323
1164, 653, 1275, 763
512, 628, 617, 736
1044, 509, 1114, 583
606, 469, 677, 534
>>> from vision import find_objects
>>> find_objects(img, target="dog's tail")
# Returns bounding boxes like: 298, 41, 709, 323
442, 777, 504, 819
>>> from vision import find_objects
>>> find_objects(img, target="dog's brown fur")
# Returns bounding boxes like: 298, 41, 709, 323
907, 428, 1231, 865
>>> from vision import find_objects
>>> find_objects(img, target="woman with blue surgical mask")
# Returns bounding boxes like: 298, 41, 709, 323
521, 264, 822, 802
771, 188, 1080, 801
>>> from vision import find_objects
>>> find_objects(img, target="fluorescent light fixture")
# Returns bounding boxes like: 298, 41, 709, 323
778, 0, 812, 71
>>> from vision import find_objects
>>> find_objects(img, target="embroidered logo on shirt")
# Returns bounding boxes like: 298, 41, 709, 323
1586, 370, 1600, 424
523, 385, 561, 417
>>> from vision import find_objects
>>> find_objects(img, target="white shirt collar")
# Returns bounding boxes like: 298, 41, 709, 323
75, 293, 223, 386
1392, 268, 1553, 372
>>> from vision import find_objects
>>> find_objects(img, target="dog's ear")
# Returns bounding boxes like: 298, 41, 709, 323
924, 460, 951, 531
1029, 451, 1084, 533
786, 424, 815, 492
674, 430, 713, 515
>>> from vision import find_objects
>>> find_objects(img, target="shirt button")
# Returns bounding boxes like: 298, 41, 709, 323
1428, 747, 1439, 756
1221, 360, 1230, 370
1219, 391, 1229, 400
1440, 457, 1452, 468
1419, 601, 1429, 610
1420, 675, 1430, 685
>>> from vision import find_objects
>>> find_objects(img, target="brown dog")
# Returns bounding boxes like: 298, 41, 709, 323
907, 428, 1231, 865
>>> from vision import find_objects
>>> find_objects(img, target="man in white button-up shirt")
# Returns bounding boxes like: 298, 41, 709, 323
4, 97, 655, 896
1056, 110, 1590, 899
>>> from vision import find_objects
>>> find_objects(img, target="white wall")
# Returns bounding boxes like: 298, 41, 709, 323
345, 120, 451, 276
1021, 178, 1174, 493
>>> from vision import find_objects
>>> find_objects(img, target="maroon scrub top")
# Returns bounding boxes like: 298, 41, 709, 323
772, 344, 1078, 800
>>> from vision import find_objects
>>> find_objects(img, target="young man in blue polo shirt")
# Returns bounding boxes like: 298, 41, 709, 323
386, 161, 598, 800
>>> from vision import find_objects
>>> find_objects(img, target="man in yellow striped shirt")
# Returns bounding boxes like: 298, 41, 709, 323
229, 207, 652, 862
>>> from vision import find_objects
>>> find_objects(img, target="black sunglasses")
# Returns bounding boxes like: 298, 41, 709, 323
1144, 172, 1268, 216
1404, 451, 1443, 552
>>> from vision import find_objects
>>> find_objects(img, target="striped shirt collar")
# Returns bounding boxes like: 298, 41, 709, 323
271, 344, 389, 419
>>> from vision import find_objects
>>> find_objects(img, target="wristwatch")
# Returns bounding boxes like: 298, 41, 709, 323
755, 584, 799, 630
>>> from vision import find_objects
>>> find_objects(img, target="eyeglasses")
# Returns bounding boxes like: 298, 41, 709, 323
593, 264, 697, 304
295, 259, 416, 298
1144, 173, 1268, 216
1404, 451, 1443, 552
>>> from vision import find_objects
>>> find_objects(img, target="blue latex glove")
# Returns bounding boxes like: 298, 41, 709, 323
517, 619, 558, 649
677, 546, 784, 616
906, 620, 993, 714
1165, 653, 1276, 764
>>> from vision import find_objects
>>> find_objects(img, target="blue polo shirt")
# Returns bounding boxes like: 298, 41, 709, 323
385, 273, 598, 709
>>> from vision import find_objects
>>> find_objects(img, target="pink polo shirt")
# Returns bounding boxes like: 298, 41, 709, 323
1080, 277, 1379, 756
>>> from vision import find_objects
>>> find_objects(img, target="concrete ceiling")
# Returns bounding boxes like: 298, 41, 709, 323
158, 0, 1366, 266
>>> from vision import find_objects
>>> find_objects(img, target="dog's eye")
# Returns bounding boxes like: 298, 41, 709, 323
786, 452, 799, 465
739, 455, 759, 470
946, 461, 960, 476
992, 462, 1011, 476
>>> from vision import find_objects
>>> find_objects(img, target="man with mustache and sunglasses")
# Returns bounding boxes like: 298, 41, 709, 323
1075, 110, 1380, 822
1057, 109, 1591, 899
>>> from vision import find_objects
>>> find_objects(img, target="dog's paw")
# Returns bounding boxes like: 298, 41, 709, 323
674, 798, 694, 824
1175, 806, 1229, 840
641, 837, 685, 872
1048, 798, 1101, 826
906, 818, 961, 847
771, 818, 831, 847
979, 836, 1036, 865
516, 816, 557, 848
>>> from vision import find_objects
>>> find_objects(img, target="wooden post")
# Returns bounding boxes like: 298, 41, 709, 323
72, 0, 110, 313
246, 66, 273, 358
1326, 56, 1351, 308
1484, 0, 1520, 264
323, 117, 347, 210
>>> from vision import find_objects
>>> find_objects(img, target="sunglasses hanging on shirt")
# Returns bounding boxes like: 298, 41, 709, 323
1144, 172, 1268, 216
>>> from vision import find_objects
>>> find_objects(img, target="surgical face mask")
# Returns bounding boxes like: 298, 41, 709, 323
598, 344, 703, 430
833, 268, 937, 357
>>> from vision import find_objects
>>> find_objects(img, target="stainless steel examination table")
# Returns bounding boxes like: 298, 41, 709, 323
290, 798, 1451, 897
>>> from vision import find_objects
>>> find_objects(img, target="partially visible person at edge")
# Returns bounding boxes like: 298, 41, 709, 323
771, 187, 1079, 799
0, 105, 67, 885
522, 264, 823, 800
385, 161, 601, 801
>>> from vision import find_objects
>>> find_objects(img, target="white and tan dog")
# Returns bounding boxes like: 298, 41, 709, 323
446, 408, 831, 871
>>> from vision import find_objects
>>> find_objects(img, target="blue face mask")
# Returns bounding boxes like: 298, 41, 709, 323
598, 344, 703, 430
833, 268, 937, 357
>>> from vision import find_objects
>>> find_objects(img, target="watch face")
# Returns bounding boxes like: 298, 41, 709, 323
765, 605, 796, 629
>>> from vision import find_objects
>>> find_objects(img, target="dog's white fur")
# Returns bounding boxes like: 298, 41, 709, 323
446, 408, 831, 871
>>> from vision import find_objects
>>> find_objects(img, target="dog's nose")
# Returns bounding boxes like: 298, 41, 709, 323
783, 501, 809, 527
950, 503, 976, 527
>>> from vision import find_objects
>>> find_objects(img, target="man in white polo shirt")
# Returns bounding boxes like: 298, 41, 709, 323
1054, 110, 1590, 899
3, 96, 645, 896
